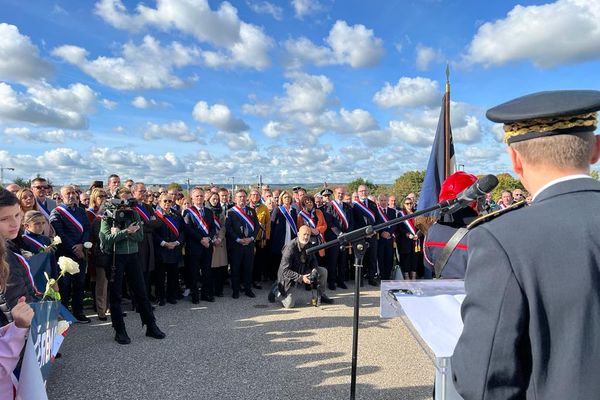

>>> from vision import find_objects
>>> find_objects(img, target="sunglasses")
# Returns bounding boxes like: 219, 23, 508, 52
162, 200, 173, 203
32, 185, 48, 190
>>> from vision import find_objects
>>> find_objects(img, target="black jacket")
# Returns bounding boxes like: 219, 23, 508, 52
277, 237, 317, 296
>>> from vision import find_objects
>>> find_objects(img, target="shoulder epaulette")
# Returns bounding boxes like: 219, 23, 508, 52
467, 200, 527, 230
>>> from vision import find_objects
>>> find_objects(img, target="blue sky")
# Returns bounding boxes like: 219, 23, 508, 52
1, 0, 599, 185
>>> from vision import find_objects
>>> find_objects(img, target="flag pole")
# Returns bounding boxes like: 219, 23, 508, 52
444, 64, 451, 179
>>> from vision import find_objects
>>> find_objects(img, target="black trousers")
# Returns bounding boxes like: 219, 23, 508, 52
324, 245, 340, 284
187, 247, 213, 300
156, 260, 179, 301
377, 237, 394, 280
107, 253, 154, 330
229, 243, 254, 295
253, 243, 268, 282
364, 237, 378, 279
59, 258, 86, 315
400, 251, 416, 274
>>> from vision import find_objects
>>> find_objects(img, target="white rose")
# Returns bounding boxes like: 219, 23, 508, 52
58, 256, 80, 276
52, 236, 62, 246
83, 242, 93, 249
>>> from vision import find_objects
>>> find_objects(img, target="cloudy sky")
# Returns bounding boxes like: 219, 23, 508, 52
1, 0, 599, 185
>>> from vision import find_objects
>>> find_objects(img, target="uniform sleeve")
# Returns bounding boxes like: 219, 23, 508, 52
451, 227, 531, 400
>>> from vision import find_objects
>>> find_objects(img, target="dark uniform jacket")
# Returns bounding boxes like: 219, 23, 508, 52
324, 200, 353, 241
277, 237, 318, 296
452, 178, 600, 399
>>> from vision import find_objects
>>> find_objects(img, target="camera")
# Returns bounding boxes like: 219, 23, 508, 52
103, 198, 138, 228
308, 267, 320, 287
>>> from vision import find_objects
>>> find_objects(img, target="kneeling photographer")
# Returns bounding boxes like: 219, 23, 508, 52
100, 188, 165, 344
268, 225, 333, 308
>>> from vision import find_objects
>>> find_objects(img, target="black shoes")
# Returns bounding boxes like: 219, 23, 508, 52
245, 290, 256, 298
146, 322, 166, 339
98, 315, 108, 322
368, 279, 379, 287
167, 298, 178, 305
268, 284, 279, 303
214, 292, 224, 297
191, 298, 200, 305
158, 299, 166, 306
115, 328, 131, 345
232, 292, 240, 299
252, 282, 263, 290
337, 281, 348, 289
201, 295, 215, 302
328, 282, 336, 291
74, 314, 91, 324
321, 294, 334, 304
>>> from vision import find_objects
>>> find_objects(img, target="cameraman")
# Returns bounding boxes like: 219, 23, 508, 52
100, 188, 165, 344
269, 225, 333, 308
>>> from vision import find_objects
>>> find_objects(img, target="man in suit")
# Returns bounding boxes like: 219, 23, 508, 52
376, 194, 396, 281
31, 177, 56, 219
352, 184, 382, 286
452, 90, 600, 399
107, 174, 121, 198
49, 185, 91, 323
183, 188, 216, 303
225, 189, 260, 299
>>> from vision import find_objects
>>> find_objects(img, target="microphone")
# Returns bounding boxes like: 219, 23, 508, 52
447, 174, 499, 212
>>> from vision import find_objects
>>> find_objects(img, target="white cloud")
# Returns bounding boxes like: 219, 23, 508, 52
373, 77, 439, 108
284, 20, 385, 68
278, 73, 333, 114
416, 45, 443, 71
388, 120, 434, 147
101, 99, 117, 110
462, 146, 500, 162
453, 115, 482, 144
463, 0, 600, 68
0, 82, 94, 129
143, 121, 199, 142
247, 1, 283, 20
5, 128, 92, 143
215, 131, 256, 151
491, 123, 505, 142
292, 0, 323, 19
132, 96, 169, 109
262, 121, 293, 138
53, 36, 200, 90
192, 101, 249, 133
0, 23, 53, 83
336, 108, 379, 133
94, 0, 274, 70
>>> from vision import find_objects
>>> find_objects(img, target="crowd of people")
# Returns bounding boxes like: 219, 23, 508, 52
0, 173, 529, 346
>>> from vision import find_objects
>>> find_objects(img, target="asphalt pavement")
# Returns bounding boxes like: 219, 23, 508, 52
47, 284, 434, 400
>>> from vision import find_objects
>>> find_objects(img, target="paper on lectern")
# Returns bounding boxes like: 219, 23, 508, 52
396, 294, 464, 358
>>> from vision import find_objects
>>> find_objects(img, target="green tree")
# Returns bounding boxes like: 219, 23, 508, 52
491, 173, 524, 200
166, 182, 183, 192
347, 178, 378, 194
12, 177, 30, 188
390, 170, 425, 200
591, 170, 599, 180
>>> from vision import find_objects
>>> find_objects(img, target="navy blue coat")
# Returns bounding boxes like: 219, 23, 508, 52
270, 206, 298, 254
452, 177, 600, 399
49, 205, 91, 261
183, 206, 216, 255
153, 207, 185, 264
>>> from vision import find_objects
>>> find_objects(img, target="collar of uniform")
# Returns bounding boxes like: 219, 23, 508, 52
532, 174, 593, 201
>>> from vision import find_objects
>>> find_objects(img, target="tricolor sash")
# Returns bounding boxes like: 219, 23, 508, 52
22, 233, 46, 252
37, 200, 50, 219
188, 207, 210, 235
278, 206, 297, 235
13, 252, 41, 295
299, 210, 316, 229
231, 206, 255, 233
56, 204, 84, 234
399, 210, 417, 235
213, 216, 221, 231
377, 206, 390, 222
134, 205, 152, 222
155, 209, 179, 237
331, 201, 349, 230
353, 200, 375, 224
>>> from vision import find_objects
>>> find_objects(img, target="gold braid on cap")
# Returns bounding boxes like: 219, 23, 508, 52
503, 112, 598, 143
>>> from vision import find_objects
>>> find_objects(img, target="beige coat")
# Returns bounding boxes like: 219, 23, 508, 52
211, 210, 228, 268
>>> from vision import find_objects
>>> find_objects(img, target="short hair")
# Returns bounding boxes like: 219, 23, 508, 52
0, 188, 19, 208
510, 132, 595, 170
31, 177, 47, 185
117, 188, 132, 198
236, 189, 247, 196
108, 174, 120, 181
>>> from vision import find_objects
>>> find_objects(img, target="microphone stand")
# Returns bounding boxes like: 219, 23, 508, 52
306, 199, 455, 400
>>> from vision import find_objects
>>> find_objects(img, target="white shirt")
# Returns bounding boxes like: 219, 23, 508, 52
532, 174, 592, 201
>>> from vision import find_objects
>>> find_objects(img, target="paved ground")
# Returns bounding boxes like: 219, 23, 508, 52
47, 284, 434, 400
